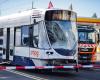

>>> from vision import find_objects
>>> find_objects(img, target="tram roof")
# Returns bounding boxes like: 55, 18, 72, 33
0, 8, 76, 20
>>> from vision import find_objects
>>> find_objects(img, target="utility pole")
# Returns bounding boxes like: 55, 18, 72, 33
69, 3, 73, 10
0, 9, 1, 16
0, 7, 1, 16
32, 0, 34, 9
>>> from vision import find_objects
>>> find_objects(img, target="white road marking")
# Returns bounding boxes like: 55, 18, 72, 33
0, 77, 9, 79
6, 70, 48, 80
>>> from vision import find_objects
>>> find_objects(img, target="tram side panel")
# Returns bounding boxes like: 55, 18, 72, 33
0, 14, 32, 64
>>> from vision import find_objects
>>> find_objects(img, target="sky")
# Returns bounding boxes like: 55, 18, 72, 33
0, 0, 100, 17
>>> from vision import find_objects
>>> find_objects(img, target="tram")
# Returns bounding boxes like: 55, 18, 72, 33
0, 9, 78, 70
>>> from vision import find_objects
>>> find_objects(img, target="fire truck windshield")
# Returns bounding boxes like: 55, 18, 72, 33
78, 31, 96, 44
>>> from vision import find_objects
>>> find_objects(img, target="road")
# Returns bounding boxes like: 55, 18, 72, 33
24, 68, 100, 80
0, 69, 99, 80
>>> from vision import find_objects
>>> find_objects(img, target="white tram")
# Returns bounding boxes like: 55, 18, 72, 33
0, 9, 78, 68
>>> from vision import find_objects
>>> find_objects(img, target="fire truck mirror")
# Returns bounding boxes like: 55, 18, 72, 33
97, 33, 100, 44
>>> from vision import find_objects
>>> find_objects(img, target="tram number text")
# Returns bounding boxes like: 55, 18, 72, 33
31, 51, 39, 57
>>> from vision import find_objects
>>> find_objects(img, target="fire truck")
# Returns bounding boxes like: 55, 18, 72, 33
77, 17, 100, 64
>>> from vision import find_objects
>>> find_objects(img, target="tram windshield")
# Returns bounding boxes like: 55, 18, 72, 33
45, 10, 77, 50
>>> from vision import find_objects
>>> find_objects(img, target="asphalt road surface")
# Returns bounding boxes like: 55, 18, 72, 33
0, 68, 99, 80
21, 69, 100, 80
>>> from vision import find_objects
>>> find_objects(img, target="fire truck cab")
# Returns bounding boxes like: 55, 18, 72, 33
77, 17, 100, 64
78, 25, 98, 64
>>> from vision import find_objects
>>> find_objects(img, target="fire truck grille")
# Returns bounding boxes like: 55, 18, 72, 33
79, 48, 93, 52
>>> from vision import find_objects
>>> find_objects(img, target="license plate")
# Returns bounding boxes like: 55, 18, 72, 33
82, 56, 87, 59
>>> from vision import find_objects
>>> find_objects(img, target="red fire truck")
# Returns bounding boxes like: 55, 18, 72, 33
77, 17, 100, 64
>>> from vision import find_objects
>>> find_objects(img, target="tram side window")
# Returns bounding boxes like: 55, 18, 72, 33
29, 26, 33, 47
0, 28, 3, 45
21, 26, 29, 46
33, 23, 39, 48
0, 39, 3, 45
15, 28, 21, 46
0, 28, 3, 36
